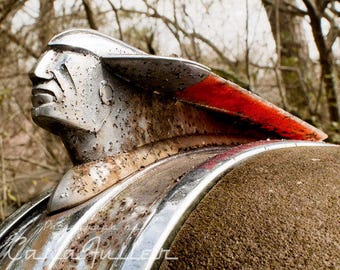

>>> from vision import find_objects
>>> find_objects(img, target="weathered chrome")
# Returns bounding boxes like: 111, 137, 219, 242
29, 29, 266, 212
49, 29, 145, 56
47, 135, 249, 212
31, 28, 216, 164
1, 28, 330, 270
0, 141, 335, 270
0, 147, 226, 269
120, 140, 333, 270
102, 55, 210, 92
0, 191, 50, 244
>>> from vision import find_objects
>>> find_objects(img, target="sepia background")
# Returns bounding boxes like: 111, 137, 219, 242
0, 0, 339, 219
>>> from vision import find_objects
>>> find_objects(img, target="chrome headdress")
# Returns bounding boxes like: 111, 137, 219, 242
30, 29, 326, 212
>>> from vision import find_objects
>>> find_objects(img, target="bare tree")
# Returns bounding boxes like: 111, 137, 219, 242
302, 0, 339, 123
105, 0, 250, 88
82, 0, 99, 30
0, 0, 71, 220
38, 0, 55, 47
263, 0, 339, 124
263, 0, 314, 117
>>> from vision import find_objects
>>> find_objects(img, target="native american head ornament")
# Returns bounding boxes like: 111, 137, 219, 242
29, 29, 326, 212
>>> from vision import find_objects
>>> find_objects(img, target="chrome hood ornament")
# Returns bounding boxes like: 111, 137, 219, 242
29, 29, 326, 212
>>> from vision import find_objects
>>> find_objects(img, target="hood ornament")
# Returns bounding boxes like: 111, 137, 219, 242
30, 29, 326, 212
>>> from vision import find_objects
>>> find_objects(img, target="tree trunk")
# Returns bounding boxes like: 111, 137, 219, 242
302, 0, 339, 123
82, 0, 98, 30
38, 0, 55, 48
262, 0, 314, 119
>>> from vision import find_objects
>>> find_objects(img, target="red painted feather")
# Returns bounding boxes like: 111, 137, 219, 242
176, 75, 327, 141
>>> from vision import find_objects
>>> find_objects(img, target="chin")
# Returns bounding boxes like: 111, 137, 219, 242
32, 106, 91, 135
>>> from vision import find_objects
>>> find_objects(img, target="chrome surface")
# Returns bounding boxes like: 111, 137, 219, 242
49, 29, 145, 56
0, 141, 335, 270
0, 191, 50, 243
119, 141, 333, 270
29, 29, 326, 212
47, 135, 250, 213
102, 55, 210, 92
0, 147, 226, 270
30, 29, 261, 211
4, 28, 330, 269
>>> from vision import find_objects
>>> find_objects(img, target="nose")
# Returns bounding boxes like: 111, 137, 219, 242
29, 50, 56, 84
29, 71, 47, 86
30, 63, 54, 82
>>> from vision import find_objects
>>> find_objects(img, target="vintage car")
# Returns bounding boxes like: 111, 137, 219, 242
0, 29, 338, 270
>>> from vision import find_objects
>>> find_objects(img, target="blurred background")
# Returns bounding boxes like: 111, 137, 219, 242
0, 0, 339, 219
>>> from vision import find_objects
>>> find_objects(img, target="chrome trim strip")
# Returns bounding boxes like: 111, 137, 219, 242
0, 190, 51, 242
0, 147, 226, 269
119, 141, 336, 270
44, 147, 224, 269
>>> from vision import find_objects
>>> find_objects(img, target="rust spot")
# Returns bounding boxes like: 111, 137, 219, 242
50, 133, 258, 212
53, 147, 226, 269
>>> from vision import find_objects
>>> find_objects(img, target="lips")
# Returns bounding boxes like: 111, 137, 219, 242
32, 88, 57, 107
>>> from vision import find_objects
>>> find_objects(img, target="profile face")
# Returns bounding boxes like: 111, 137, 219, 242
30, 49, 110, 134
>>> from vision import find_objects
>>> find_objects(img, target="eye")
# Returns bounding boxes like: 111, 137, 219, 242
58, 63, 68, 73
